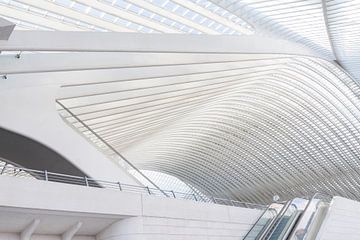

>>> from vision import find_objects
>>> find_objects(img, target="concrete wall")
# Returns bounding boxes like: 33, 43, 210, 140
0, 175, 142, 217
0, 81, 139, 185
98, 195, 260, 240
316, 196, 360, 240
0, 175, 262, 240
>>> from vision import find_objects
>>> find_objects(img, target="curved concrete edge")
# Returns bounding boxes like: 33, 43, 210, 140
0, 83, 140, 185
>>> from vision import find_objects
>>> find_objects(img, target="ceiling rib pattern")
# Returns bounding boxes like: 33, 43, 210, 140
0, 0, 252, 34
209, 0, 334, 59
323, 0, 360, 82
209, 0, 360, 82
56, 53, 360, 204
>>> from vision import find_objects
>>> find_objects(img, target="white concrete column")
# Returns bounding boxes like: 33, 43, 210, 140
20, 219, 40, 240
62, 221, 82, 240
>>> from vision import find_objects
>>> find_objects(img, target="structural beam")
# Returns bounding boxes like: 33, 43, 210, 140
0, 51, 281, 75
0, 31, 325, 59
62, 221, 82, 240
20, 219, 40, 240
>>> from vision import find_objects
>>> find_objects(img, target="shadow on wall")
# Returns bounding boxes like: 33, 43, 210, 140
0, 127, 85, 176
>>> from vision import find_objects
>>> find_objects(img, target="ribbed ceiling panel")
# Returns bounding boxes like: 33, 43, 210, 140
57, 54, 360, 204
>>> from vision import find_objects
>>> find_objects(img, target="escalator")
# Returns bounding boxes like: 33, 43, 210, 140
243, 194, 331, 240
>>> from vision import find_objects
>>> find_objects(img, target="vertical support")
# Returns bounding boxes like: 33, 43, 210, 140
146, 186, 151, 195
212, 196, 216, 203
193, 194, 197, 201
171, 190, 176, 198
0, 162, 7, 175
44, 170, 48, 181
84, 176, 89, 186
118, 182, 122, 191
20, 219, 40, 240
62, 221, 82, 240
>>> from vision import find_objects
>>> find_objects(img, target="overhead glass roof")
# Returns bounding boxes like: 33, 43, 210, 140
0, 0, 253, 34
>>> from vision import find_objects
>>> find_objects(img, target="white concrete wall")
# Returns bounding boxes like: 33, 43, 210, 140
0, 175, 262, 240
98, 211, 259, 240
0, 175, 142, 216
316, 196, 360, 240
0, 81, 139, 185
98, 189, 262, 240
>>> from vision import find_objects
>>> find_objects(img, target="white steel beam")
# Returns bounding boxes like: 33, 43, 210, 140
0, 31, 324, 58
0, 51, 282, 75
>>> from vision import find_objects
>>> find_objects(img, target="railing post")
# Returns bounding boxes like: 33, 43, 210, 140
44, 170, 48, 181
118, 182, 122, 191
193, 194, 197, 201
171, 190, 176, 198
84, 176, 89, 186
146, 186, 151, 195
0, 163, 7, 175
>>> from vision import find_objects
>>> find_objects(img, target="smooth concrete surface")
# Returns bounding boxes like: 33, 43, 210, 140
316, 196, 360, 240
0, 83, 139, 185
0, 175, 262, 240
0, 175, 142, 216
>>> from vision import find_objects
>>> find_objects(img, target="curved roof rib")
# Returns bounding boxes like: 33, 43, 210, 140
323, 0, 360, 82
55, 55, 360, 204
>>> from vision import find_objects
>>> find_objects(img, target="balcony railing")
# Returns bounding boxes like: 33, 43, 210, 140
0, 163, 266, 210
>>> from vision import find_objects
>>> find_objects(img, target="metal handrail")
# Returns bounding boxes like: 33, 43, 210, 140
257, 200, 293, 240
287, 193, 332, 240
56, 100, 166, 196
0, 164, 267, 210
242, 204, 279, 240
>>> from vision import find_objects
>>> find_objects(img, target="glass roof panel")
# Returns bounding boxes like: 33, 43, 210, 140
0, 0, 254, 34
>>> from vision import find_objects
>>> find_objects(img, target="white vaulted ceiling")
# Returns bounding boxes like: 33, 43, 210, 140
210, 0, 360, 81
1, 0, 360, 204
56, 54, 360, 204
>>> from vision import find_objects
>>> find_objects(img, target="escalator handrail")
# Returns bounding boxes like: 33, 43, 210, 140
279, 210, 303, 240
287, 193, 332, 240
242, 204, 276, 240
257, 200, 293, 240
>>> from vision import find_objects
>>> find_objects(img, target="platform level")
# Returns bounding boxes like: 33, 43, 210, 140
0, 175, 262, 240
